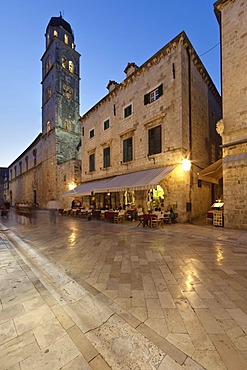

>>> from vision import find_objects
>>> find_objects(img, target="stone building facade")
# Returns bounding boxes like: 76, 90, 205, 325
8, 16, 81, 208
78, 32, 222, 222
0, 168, 8, 206
214, 0, 247, 229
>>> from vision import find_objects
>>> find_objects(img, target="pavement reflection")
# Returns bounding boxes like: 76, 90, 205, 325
1, 209, 247, 369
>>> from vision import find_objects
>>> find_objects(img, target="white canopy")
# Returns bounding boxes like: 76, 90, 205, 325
197, 159, 222, 184
93, 166, 176, 193
63, 178, 113, 197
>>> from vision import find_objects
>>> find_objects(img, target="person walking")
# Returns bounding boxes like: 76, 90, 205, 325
47, 198, 60, 224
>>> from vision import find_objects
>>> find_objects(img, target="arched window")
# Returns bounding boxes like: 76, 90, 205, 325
64, 120, 71, 132
64, 34, 68, 44
46, 58, 52, 74
54, 30, 58, 37
46, 120, 51, 133
14, 166, 17, 177
69, 61, 74, 73
45, 86, 51, 102
62, 57, 66, 69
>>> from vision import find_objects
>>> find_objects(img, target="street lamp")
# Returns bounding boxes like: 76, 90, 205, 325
182, 157, 191, 172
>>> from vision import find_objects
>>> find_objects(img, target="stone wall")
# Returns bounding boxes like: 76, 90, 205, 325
8, 131, 81, 209
215, 0, 247, 229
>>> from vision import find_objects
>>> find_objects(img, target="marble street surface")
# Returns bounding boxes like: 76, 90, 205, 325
1, 210, 247, 369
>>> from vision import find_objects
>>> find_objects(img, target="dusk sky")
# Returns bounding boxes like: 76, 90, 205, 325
0, 0, 220, 168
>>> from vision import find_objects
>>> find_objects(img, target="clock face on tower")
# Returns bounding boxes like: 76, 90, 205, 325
63, 84, 73, 99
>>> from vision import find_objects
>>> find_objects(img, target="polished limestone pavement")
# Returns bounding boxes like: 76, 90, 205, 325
1, 210, 247, 369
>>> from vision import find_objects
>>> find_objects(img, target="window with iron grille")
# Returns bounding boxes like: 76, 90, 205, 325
123, 137, 133, 163
148, 125, 161, 155
103, 147, 110, 168
144, 84, 163, 105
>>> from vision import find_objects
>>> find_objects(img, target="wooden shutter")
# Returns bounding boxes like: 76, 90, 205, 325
148, 125, 161, 155
144, 93, 150, 105
158, 84, 163, 97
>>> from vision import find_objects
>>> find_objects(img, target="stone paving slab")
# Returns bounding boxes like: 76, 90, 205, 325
1, 212, 247, 369
86, 314, 165, 369
0, 229, 170, 369
0, 233, 93, 370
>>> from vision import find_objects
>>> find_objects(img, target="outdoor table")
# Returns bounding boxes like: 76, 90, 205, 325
143, 214, 157, 227
125, 209, 137, 221
104, 211, 118, 222
92, 210, 101, 219
71, 208, 79, 217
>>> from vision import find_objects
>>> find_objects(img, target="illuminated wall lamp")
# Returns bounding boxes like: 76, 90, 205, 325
68, 182, 76, 190
182, 157, 191, 172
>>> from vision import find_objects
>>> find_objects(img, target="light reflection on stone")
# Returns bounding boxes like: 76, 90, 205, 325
68, 231, 76, 246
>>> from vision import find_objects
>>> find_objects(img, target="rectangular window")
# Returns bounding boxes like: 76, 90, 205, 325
124, 104, 132, 118
123, 137, 133, 163
25, 157, 28, 171
144, 84, 163, 105
89, 153, 95, 172
104, 119, 110, 130
148, 125, 161, 155
33, 150, 37, 166
89, 129, 95, 138
103, 147, 110, 168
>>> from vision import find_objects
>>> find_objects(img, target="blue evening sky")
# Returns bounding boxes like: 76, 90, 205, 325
0, 0, 220, 167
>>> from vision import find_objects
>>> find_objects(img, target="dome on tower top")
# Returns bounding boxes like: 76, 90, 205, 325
46, 15, 73, 35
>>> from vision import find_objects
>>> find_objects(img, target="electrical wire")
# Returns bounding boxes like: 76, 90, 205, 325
199, 43, 220, 57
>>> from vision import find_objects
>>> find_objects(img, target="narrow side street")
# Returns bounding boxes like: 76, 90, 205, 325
1, 211, 247, 369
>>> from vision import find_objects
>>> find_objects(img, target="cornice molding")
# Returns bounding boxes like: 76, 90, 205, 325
214, 0, 235, 11
143, 113, 167, 128
87, 148, 96, 154
119, 127, 137, 138
100, 138, 113, 147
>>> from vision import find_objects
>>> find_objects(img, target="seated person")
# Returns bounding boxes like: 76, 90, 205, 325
137, 205, 143, 216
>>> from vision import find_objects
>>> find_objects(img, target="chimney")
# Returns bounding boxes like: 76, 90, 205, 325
124, 62, 139, 77
107, 80, 119, 92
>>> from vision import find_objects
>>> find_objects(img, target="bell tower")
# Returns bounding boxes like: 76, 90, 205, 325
41, 15, 81, 163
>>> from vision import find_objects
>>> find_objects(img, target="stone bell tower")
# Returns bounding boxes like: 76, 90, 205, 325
41, 14, 81, 164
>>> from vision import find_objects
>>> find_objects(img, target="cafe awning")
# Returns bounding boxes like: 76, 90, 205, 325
197, 159, 222, 184
63, 178, 113, 197
93, 166, 176, 193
